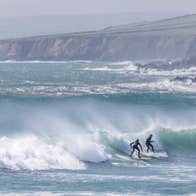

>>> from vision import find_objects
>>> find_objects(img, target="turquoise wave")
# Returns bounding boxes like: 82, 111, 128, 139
100, 128, 196, 157
159, 128, 196, 152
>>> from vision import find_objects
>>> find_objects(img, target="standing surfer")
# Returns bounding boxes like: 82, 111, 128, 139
145, 134, 155, 152
130, 139, 143, 158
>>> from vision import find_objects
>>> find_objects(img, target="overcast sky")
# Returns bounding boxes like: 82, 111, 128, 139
0, 0, 196, 17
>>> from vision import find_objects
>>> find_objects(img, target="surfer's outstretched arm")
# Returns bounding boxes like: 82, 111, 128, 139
130, 142, 134, 147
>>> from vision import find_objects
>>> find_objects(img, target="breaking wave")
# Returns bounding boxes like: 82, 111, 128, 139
2, 127, 196, 171
0, 95, 195, 171
81, 61, 196, 77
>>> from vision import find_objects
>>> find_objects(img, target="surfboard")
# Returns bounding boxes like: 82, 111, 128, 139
141, 151, 168, 158
115, 154, 131, 161
116, 153, 150, 161
131, 156, 151, 161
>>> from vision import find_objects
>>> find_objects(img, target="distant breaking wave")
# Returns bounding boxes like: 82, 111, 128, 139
82, 62, 196, 76
0, 79, 195, 97
1, 60, 196, 76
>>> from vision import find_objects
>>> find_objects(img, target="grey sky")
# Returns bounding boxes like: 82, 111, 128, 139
0, 0, 195, 39
0, 0, 196, 16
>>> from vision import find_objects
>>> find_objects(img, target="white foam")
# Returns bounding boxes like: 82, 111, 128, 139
142, 152, 168, 158
82, 61, 138, 73
110, 61, 134, 66
116, 79, 196, 93
83, 66, 111, 71
0, 132, 112, 171
59, 133, 111, 163
0, 136, 85, 171
1, 78, 195, 97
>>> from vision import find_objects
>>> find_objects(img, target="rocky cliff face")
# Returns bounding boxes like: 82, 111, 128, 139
0, 14, 196, 61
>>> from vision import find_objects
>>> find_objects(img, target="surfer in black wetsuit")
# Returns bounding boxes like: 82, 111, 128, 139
145, 134, 155, 152
130, 139, 143, 158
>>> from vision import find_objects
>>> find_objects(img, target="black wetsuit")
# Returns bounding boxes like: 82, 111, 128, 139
146, 135, 154, 152
130, 140, 143, 158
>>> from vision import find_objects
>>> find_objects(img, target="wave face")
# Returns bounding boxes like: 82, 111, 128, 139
159, 128, 196, 151
0, 61, 195, 171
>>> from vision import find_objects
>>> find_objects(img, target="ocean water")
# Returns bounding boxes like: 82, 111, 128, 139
0, 61, 196, 195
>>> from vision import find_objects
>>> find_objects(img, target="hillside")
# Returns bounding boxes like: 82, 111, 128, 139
0, 14, 196, 61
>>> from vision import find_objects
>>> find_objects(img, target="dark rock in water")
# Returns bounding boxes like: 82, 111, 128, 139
171, 76, 196, 83
138, 60, 174, 70
182, 56, 196, 66
137, 56, 196, 70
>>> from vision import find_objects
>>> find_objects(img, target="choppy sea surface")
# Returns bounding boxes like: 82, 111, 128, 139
0, 61, 196, 195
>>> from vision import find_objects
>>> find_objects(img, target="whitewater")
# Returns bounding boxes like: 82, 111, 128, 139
0, 61, 196, 195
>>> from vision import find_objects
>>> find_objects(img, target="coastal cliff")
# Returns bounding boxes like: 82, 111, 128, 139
0, 14, 196, 61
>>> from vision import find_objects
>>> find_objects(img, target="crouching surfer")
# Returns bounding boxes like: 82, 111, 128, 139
145, 134, 155, 152
130, 139, 143, 158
